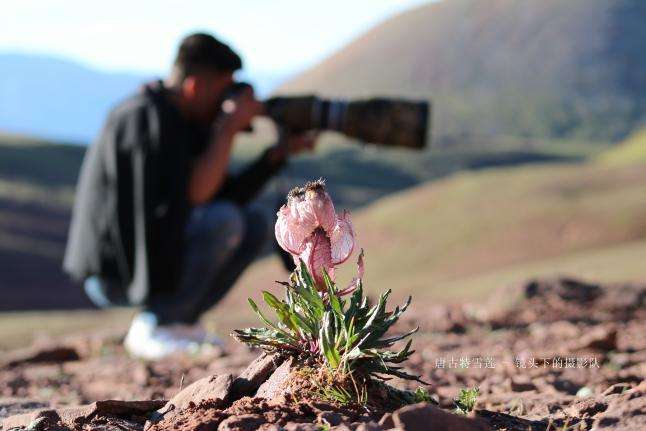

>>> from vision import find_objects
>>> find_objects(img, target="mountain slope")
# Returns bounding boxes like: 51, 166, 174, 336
2, 145, 645, 341
278, 0, 646, 142
344, 161, 646, 299
0, 131, 611, 311
0, 54, 148, 142
200, 153, 646, 339
0, 54, 288, 143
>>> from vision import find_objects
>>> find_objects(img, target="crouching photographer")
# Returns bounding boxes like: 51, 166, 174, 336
64, 32, 316, 360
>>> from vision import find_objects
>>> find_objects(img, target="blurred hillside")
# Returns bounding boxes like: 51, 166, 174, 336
0, 134, 89, 309
0, 129, 638, 311
209, 142, 646, 334
3, 136, 646, 346
279, 0, 646, 142
597, 127, 646, 166
1, 0, 646, 314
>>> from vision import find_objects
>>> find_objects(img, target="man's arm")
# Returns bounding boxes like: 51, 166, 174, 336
214, 146, 286, 205
187, 124, 236, 204
187, 87, 262, 205
216, 132, 317, 205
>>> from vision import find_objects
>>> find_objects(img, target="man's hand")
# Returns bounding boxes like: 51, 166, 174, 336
284, 131, 318, 155
267, 130, 319, 164
189, 87, 262, 205
219, 86, 263, 134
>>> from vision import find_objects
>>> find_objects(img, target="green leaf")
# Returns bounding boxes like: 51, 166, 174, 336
247, 298, 297, 343
372, 327, 419, 349
320, 329, 340, 368
324, 271, 345, 320
454, 387, 480, 415
262, 291, 297, 331
298, 260, 315, 288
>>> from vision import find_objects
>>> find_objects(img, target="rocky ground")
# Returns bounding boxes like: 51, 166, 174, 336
0, 277, 644, 430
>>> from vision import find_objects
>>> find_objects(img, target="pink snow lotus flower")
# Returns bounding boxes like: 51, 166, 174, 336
275, 180, 364, 293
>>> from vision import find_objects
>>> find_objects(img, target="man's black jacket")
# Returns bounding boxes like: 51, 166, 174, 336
63, 81, 284, 304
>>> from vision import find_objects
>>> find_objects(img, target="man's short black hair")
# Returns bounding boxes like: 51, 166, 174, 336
173, 32, 242, 78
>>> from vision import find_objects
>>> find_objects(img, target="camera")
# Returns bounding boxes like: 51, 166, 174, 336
222, 82, 431, 149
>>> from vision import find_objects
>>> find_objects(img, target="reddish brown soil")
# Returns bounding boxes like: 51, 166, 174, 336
0, 277, 644, 430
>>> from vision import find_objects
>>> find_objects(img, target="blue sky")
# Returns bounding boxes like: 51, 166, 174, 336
1, 0, 431, 76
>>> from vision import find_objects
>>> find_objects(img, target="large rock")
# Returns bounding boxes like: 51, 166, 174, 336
2, 399, 165, 430
255, 357, 295, 399
392, 402, 488, 431
155, 373, 234, 421
231, 353, 285, 399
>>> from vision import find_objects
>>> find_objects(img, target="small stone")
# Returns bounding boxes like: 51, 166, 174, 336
26, 416, 50, 431
602, 383, 632, 396
1, 346, 80, 369
355, 421, 384, 431
378, 412, 395, 428
565, 397, 608, 418
218, 413, 266, 430
393, 402, 488, 431
576, 387, 593, 398
510, 376, 537, 392
577, 326, 617, 351
524, 277, 603, 303
317, 411, 343, 426
476, 410, 551, 430
283, 422, 320, 431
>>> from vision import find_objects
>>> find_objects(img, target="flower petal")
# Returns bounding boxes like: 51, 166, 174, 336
329, 210, 355, 265
309, 188, 336, 233
300, 229, 333, 290
275, 199, 320, 255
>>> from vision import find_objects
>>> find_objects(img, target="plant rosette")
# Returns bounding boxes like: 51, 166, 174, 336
233, 179, 428, 407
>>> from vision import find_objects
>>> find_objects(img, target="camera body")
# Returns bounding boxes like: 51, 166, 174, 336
222, 82, 430, 149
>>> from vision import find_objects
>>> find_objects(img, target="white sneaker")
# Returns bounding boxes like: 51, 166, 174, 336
124, 312, 223, 361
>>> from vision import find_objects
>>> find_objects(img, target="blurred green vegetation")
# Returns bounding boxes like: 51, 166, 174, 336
597, 127, 646, 167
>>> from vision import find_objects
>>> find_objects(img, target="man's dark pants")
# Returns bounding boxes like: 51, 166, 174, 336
84, 200, 269, 324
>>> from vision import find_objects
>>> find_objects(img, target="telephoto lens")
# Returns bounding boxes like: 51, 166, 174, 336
220, 82, 431, 149
264, 95, 430, 149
